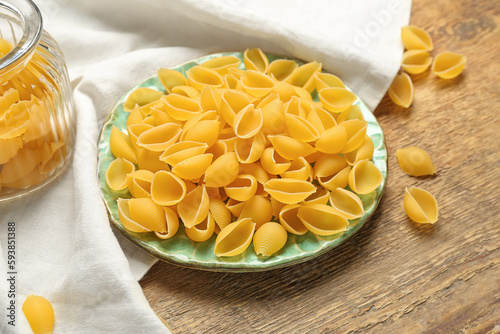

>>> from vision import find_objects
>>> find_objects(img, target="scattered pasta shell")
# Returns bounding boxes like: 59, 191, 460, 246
264, 178, 316, 204
401, 50, 433, 75
268, 135, 316, 160
110, 126, 137, 163
186, 65, 224, 91
241, 70, 276, 97
303, 185, 330, 205
253, 222, 288, 256
204, 151, 239, 187
348, 160, 383, 194
431, 51, 467, 79
182, 119, 220, 148
136, 123, 182, 152
297, 204, 349, 236
318, 165, 351, 191
340, 119, 368, 153
224, 174, 258, 202
185, 211, 215, 242
286, 61, 322, 93
315, 125, 347, 154
239, 195, 273, 230
214, 218, 256, 257
127, 123, 153, 148
171, 153, 213, 180
273, 80, 297, 102
123, 87, 163, 112
151, 171, 187, 206
220, 89, 251, 126
209, 198, 232, 232
285, 96, 308, 118
313, 154, 348, 178
157, 68, 188, 93
200, 86, 222, 111
312, 104, 337, 130
117, 198, 150, 232
401, 25, 433, 51
154, 207, 180, 239
244, 48, 269, 73
161, 93, 202, 121
128, 198, 167, 232
279, 204, 307, 235
260, 147, 291, 175
268, 59, 298, 81
180, 110, 219, 138
22, 294, 54, 334
329, 188, 364, 219
404, 186, 438, 224
344, 135, 374, 165
159, 141, 209, 166
388, 72, 414, 108
106, 157, 135, 191
234, 132, 266, 164
233, 104, 263, 138
396, 147, 436, 176
314, 72, 345, 91
285, 113, 319, 142
201, 55, 241, 76
280, 157, 312, 181
318, 87, 357, 113
126, 169, 154, 198
178, 185, 210, 228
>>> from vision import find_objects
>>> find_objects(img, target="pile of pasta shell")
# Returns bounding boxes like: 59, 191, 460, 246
105, 48, 383, 257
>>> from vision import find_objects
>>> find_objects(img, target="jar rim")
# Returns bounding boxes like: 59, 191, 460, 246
0, 0, 43, 76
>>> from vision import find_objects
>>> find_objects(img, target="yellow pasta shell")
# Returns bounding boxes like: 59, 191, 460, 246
285, 113, 319, 142
220, 89, 252, 126
396, 146, 436, 176
314, 154, 347, 178
401, 50, 433, 75
243, 48, 269, 73
268, 135, 316, 161
258, 93, 286, 134
239, 162, 270, 184
336, 105, 365, 124
273, 80, 297, 103
224, 174, 258, 202
268, 59, 298, 81
186, 65, 224, 91
404, 186, 438, 224
307, 104, 336, 133
209, 198, 232, 232
344, 135, 374, 165
253, 222, 288, 256
136, 148, 170, 173
160, 93, 202, 121
201, 55, 241, 76
286, 61, 322, 93
226, 198, 245, 218
314, 72, 345, 91
280, 157, 312, 181
157, 68, 188, 93
123, 87, 163, 112
128, 198, 167, 232
136, 123, 182, 152
329, 188, 364, 220
234, 132, 266, 164
106, 157, 135, 191
171, 153, 213, 180
159, 141, 209, 166
315, 125, 348, 154
303, 185, 330, 205
110, 126, 137, 163
117, 198, 150, 232
171, 85, 200, 99
206, 140, 228, 160
182, 119, 220, 148
204, 151, 239, 187
279, 204, 307, 235
127, 123, 153, 149
388, 72, 414, 108
233, 104, 263, 138
185, 211, 215, 242
241, 70, 276, 97
151, 171, 187, 206
178, 185, 210, 228
401, 25, 433, 51
348, 160, 383, 194
154, 207, 180, 240
264, 178, 316, 204
260, 147, 291, 175
285, 96, 308, 118
431, 51, 467, 79
298, 204, 349, 236
239, 195, 273, 230
214, 218, 256, 257
318, 165, 351, 191
318, 87, 357, 113
340, 119, 368, 153
22, 294, 54, 334
200, 86, 222, 112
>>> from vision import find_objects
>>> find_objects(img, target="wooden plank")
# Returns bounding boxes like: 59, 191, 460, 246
141, 0, 500, 332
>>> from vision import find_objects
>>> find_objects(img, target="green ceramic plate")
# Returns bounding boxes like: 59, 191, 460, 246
97, 52, 387, 272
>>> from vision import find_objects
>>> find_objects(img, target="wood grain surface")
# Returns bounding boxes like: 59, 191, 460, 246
140, 0, 500, 333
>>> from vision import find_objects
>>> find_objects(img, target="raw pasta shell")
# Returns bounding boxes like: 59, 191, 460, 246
431, 51, 467, 79
185, 211, 215, 242
239, 195, 273, 230
157, 68, 188, 93
313, 154, 348, 178
243, 48, 269, 73
201, 55, 241, 76
396, 146, 436, 176
318, 165, 351, 191
297, 204, 349, 236
220, 89, 252, 126
303, 185, 330, 205
234, 132, 266, 164
401, 50, 433, 75
186, 65, 224, 91
280, 157, 312, 181
285, 113, 319, 142
126, 169, 154, 198
253, 222, 288, 256
171, 153, 213, 180
348, 160, 383, 194
336, 105, 365, 124
344, 135, 374, 165
214, 218, 256, 257
318, 87, 357, 113
154, 207, 180, 240
233, 104, 263, 138
404, 186, 438, 224
117, 198, 150, 232
401, 25, 433, 51
279, 204, 307, 235
284, 96, 308, 118
388, 73, 414, 108
110, 126, 137, 163
200, 86, 222, 112
209, 198, 232, 232
271, 196, 286, 220
136, 123, 182, 152
286, 61, 322, 93
204, 151, 239, 187
182, 119, 220, 148
268, 59, 298, 81
22, 294, 54, 334
260, 147, 291, 175
127, 123, 153, 148
128, 198, 167, 232
329, 188, 364, 220
268, 135, 316, 161
136, 148, 170, 173
178, 185, 210, 228
171, 85, 200, 99
273, 80, 297, 102
160, 93, 202, 121
105, 157, 135, 191
314, 72, 345, 91
315, 125, 347, 154
226, 198, 245, 217
123, 87, 163, 112
224, 174, 258, 202
264, 178, 316, 204
151, 171, 187, 206
160, 141, 209, 166
340, 119, 368, 153
206, 140, 228, 160
241, 70, 276, 97
239, 162, 270, 185
257, 93, 285, 134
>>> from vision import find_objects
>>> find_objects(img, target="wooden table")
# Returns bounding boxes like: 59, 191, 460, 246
140, 0, 500, 332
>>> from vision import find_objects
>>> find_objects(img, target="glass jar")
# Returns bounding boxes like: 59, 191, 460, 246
0, 0, 75, 201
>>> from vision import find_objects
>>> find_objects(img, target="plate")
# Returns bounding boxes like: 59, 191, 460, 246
97, 52, 387, 272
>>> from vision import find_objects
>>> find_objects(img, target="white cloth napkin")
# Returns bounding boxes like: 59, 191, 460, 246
0, 0, 411, 332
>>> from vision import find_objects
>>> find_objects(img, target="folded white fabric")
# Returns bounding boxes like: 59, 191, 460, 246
0, 0, 411, 332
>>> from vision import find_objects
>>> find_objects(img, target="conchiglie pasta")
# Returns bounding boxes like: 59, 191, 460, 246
214, 218, 256, 257
404, 186, 438, 224
157, 68, 188, 93
431, 51, 467, 79
401, 50, 433, 75
279, 204, 308, 235
243, 48, 269, 73
396, 147, 436, 176
318, 87, 357, 113
151, 171, 187, 206
106, 157, 135, 191
177, 185, 210, 228
264, 178, 316, 204
128, 198, 167, 232
268, 59, 298, 81
22, 294, 54, 334
348, 160, 383, 194
239, 195, 273, 230
155, 207, 180, 240
298, 204, 349, 236
186, 65, 224, 91
204, 151, 240, 187
268, 135, 316, 160
253, 222, 288, 256
329, 188, 364, 219
286, 61, 322, 93
201, 55, 241, 76
388, 72, 414, 108
185, 212, 216, 242
123, 87, 163, 112
110, 126, 137, 163
401, 25, 433, 51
